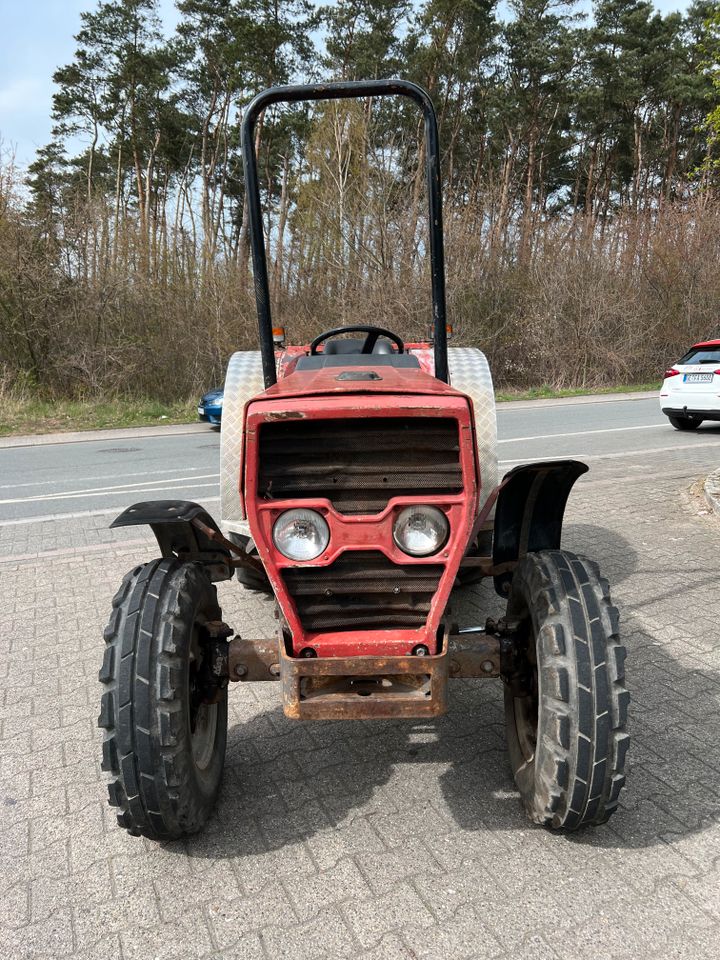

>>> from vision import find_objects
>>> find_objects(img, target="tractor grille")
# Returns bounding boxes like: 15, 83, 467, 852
258, 417, 461, 514
283, 551, 444, 632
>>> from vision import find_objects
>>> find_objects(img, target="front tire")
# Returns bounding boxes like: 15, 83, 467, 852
668, 415, 701, 431
228, 532, 272, 594
98, 559, 228, 840
504, 550, 629, 829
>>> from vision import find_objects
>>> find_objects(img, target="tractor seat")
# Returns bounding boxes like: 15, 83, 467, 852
323, 338, 394, 355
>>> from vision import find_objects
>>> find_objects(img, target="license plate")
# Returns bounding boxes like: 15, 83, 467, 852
684, 373, 713, 383
197, 406, 204, 415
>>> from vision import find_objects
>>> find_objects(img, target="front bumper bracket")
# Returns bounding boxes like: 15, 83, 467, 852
228, 625, 504, 720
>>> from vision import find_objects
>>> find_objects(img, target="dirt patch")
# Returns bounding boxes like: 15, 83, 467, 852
682, 474, 720, 528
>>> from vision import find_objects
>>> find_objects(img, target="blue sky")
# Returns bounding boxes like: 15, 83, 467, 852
0, 0, 179, 167
0, 0, 692, 169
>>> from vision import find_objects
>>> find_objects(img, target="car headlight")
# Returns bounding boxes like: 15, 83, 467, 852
214, 396, 223, 406
393, 505, 449, 557
272, 508, 330, 561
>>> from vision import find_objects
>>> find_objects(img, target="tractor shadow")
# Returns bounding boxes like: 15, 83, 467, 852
179, 522, 720, 860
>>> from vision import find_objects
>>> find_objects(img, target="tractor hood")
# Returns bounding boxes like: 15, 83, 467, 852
259, 361, 463, 402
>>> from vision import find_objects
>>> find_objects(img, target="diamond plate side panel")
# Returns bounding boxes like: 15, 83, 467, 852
220, 351, 265, 531
447, 347, 498, 508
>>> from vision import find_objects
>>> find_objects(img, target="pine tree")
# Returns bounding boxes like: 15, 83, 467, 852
497, 0, 578, 253
700, 5, 720, 173
320, 0, 410, 80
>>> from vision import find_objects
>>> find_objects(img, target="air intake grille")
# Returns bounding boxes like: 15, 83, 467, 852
283, 551, 444, 632
258, 416, 461, 514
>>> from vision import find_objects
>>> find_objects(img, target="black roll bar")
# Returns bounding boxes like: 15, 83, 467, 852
240, 79, 449, 388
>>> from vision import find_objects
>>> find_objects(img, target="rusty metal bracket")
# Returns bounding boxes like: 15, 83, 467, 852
458, 558, 517, 577
228, 636, 281, 682
190, 517, 267, 577
227, 623, 519, 721
279, 641, 449, 720
448, 629, 501, 678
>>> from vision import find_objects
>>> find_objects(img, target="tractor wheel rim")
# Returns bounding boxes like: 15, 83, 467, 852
192, 702, 218, 771
189, 623, 219, 772
514, 690, 538, 763
513, 616, 539, 763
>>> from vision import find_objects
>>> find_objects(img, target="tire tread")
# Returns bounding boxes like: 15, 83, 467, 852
98, 559, 226, 840
505, 549, 629, 829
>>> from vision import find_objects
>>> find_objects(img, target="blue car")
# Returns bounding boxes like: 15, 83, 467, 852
197, 387, 223, 425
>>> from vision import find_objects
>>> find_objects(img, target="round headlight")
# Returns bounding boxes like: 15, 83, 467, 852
393, 505, 449, 557
272, 508, 330, 561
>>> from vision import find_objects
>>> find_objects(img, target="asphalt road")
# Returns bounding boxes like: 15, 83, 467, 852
1, 393, 718, 528
2, 392, 720, 959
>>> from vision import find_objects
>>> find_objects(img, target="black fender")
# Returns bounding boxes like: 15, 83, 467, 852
110, 500, 234, 582
492, 460, 588, 597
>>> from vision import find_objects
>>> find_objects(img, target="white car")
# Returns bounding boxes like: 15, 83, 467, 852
660, 339, 720, 430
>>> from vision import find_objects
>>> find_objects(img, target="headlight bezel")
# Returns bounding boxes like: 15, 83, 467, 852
392, 504, 449, 558
272, 507, 330, 562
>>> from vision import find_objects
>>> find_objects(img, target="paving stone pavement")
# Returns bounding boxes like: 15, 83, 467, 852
2, 455, 720, 959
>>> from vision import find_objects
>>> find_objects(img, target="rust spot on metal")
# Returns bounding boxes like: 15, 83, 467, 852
227, 627, 506, 720
264, 410, 306, 421
228, 637, 281, 682
279, 641, 449, 720
190, 517, 266, 576
447, 631, 501, 678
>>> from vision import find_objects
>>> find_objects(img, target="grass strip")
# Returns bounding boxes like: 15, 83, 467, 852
0, 383, 659, 437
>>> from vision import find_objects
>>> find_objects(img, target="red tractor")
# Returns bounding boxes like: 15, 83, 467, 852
99, 81, 628, 840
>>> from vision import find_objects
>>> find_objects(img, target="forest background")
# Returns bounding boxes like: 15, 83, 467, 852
1, 0, 720, 412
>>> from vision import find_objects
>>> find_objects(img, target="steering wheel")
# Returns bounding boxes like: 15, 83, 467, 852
309, 325, 405, 355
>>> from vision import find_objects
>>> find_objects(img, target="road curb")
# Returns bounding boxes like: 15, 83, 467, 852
0, 422, 210, 449
496, 390, 657, 409
704, 469, 720, 517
